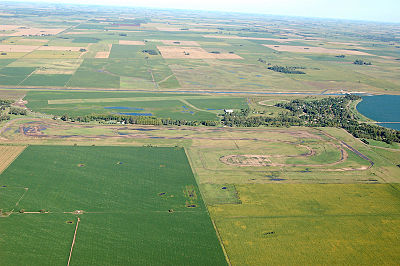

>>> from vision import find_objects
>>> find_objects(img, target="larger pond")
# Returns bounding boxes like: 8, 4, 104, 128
356, 95, 400, 130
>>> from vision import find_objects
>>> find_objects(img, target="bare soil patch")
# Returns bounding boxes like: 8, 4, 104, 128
19, 38, 49, 43
0, 25, 22, 31
0, 146, 26, 174
158, 46, 242, 59
37, 46, 87, 51
160, 40, 200, 46
157, 27, 215, 32
95, 44, 112, 58
263, 44, 372, 56
66, 31, 100, 35
220, 143, 346, 168
0, 45, 39, 52
0, 27, 65, 36
204, 35, 304, 42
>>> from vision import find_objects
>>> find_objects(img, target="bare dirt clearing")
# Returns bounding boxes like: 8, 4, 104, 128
204, 35, 319, 42
158, 46, 242, 59
0, 45, 39, 52
95, 44, 112, 58
37, 46, 87, 51
263, 44, 372, 56
160, 40, 200, 46
0, 26, 65, 36
0, 146, 26, 173
156, 27, 216, 32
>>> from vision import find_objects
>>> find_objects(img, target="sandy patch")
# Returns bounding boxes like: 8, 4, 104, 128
119, 40, 145, 45
205, 35, 324, 42
263, 44, 372, 56
157, 46, 242, 59
0, 44, 39, 52
19, 39, 49, 43
95, 44, 112, 58
37, 46, 87, 51
157, 27, 215, 32
160, 40, 200, 46
0, 25, 22, 31
204, 35, 301, 42
327, 41, 360, 46
65, 31, 100, 35
95, 51, 109, 58
0, 27, 65, 37
36, 69, 75, 74
380, 55, 397, 60
0, 146, 26, 174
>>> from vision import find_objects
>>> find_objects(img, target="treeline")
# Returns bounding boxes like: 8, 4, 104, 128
354, 59, 372, 65
0, 99, 14, 121
267, 65, 306, 74
223, 94, 400, 144
142, 49, 158, 55
59, 113, 218, 127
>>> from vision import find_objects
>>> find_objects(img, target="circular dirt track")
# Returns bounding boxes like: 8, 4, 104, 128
220, 143, 348, 168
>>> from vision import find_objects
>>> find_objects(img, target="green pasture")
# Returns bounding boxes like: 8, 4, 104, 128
25, 90, 248, 120
0, 67, 36, 85
21, 74, 72, 87
0, 145, 226, 265
66, 59, 120, 88
210, 184, 400, 265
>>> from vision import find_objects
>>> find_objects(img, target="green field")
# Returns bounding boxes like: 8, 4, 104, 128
209, 184, 400, 265
0, 145, 227, 265
24, 90, 248, 120
1, 3, 400, 265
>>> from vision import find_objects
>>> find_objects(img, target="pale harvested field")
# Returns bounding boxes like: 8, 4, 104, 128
0, 25, 22, 31
65, 31, 100, 35
37, 46, 87, 51
0, 146, 26, 174
0, 27, 65, 36
161, 40, 200, 46
327, 41, 361, 46
10, 59, 81, 74
0, 45, 39, 52
204, 35, 318, 42
158, 46, 242, 59
263, 44, 372, 56
157, 27, 215, 32
95, 44, 112, 58
19, 39, 49, 43
119, 40, 145, 45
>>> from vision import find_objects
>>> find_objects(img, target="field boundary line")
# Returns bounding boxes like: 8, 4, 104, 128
14, 187, 28, 207
67, 217, 80, 266
184, 147, 231, 266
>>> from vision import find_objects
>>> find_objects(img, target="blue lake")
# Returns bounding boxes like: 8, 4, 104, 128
356, 95, 400, 130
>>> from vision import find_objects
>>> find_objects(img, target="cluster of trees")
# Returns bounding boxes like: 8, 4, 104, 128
223, 95, 400, 144
267, 65, 306, 74
0, 99, 14, 121
142, 49, 158, 55
354, 59, 372, 65
59, 113, 218, 127
9, 107, 27, 116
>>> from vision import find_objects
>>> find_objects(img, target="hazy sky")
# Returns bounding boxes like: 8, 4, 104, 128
13, 0, 400, 23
